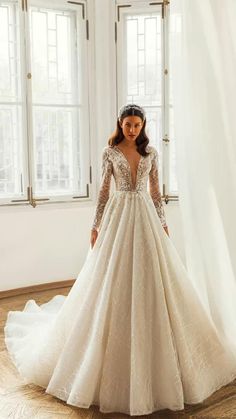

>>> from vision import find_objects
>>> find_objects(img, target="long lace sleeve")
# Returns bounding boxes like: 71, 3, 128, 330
149, 147, 167, 228
91, 147, 113, 231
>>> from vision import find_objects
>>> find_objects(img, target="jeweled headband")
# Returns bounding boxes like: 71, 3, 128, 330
118, 104, 146, 120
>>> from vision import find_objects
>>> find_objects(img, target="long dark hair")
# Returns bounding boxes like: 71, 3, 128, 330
108, 104, 151, 157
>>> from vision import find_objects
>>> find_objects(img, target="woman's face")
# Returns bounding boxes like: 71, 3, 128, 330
119, 115, 144, 143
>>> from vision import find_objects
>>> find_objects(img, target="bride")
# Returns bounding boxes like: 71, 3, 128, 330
4, 103, 236, 416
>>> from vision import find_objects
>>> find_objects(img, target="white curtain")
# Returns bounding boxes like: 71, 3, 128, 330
169, 0, 236, 344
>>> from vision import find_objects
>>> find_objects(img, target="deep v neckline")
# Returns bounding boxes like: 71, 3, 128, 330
114, 145, 143, 190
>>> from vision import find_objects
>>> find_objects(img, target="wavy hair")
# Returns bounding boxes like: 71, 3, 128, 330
108, 104, 151, 157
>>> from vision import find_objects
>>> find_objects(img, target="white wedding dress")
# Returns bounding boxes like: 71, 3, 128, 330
4, 144, 236, 416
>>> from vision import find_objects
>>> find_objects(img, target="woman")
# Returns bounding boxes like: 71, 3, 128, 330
90, 103, 169, 249
4, 104, 236, 416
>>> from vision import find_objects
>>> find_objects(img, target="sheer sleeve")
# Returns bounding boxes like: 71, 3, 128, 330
149, 147, 167, 228
91, 147, 113, 231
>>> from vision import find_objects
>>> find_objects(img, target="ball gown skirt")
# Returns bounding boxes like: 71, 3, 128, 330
4, 145, 236, 416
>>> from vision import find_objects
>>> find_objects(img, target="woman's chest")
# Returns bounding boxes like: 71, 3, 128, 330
110, 147, 152, 189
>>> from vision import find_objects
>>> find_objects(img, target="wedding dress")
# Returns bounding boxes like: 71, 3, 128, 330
4, 144, 236, 416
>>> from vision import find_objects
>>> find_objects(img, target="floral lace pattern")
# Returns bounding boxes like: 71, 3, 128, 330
91, 144, 167, 230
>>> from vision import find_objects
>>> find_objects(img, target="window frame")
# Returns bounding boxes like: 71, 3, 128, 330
115, 0, 178, 203
0, 0, 94, 208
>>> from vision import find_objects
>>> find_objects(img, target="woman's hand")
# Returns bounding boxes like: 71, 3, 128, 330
163, 225, 169, 236
90, 228, 98, 248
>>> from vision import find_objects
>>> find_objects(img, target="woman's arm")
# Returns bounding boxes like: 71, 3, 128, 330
149, 147, 168, 231
91, 147, 113, 232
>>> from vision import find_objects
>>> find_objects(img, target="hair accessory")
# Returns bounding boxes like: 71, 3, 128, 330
118, 104, 146, 120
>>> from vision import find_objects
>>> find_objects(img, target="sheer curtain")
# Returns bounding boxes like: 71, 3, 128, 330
169, 0, 236, 343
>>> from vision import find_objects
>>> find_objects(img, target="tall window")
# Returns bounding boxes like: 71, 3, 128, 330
0, 0, 91, 207
115, 0, 178, 201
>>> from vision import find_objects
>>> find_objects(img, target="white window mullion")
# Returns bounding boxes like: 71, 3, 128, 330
162, 1, 169, 198
22, 0, 35, 203
73, 0, 90, 199
0, 0, 30, 205
167, 4, 178, 198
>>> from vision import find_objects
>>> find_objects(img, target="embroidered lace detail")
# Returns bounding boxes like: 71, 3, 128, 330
91, 148, 113, 231
149, 147, 167, 228
91, 144, 167, 230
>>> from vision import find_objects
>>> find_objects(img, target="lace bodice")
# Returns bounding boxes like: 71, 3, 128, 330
91, 144, 167, 231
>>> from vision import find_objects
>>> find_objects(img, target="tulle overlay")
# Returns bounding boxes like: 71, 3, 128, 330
4, 190, 236, 416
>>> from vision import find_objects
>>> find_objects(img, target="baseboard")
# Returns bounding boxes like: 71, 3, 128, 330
0, 279, 76, 299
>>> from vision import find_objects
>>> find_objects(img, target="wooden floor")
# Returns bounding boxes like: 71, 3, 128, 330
1, 287, 236, 419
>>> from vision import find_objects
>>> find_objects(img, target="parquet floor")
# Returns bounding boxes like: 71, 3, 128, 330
1, 287, 236, 419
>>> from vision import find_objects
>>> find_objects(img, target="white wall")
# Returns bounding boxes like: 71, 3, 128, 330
0, 0, 186, 292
